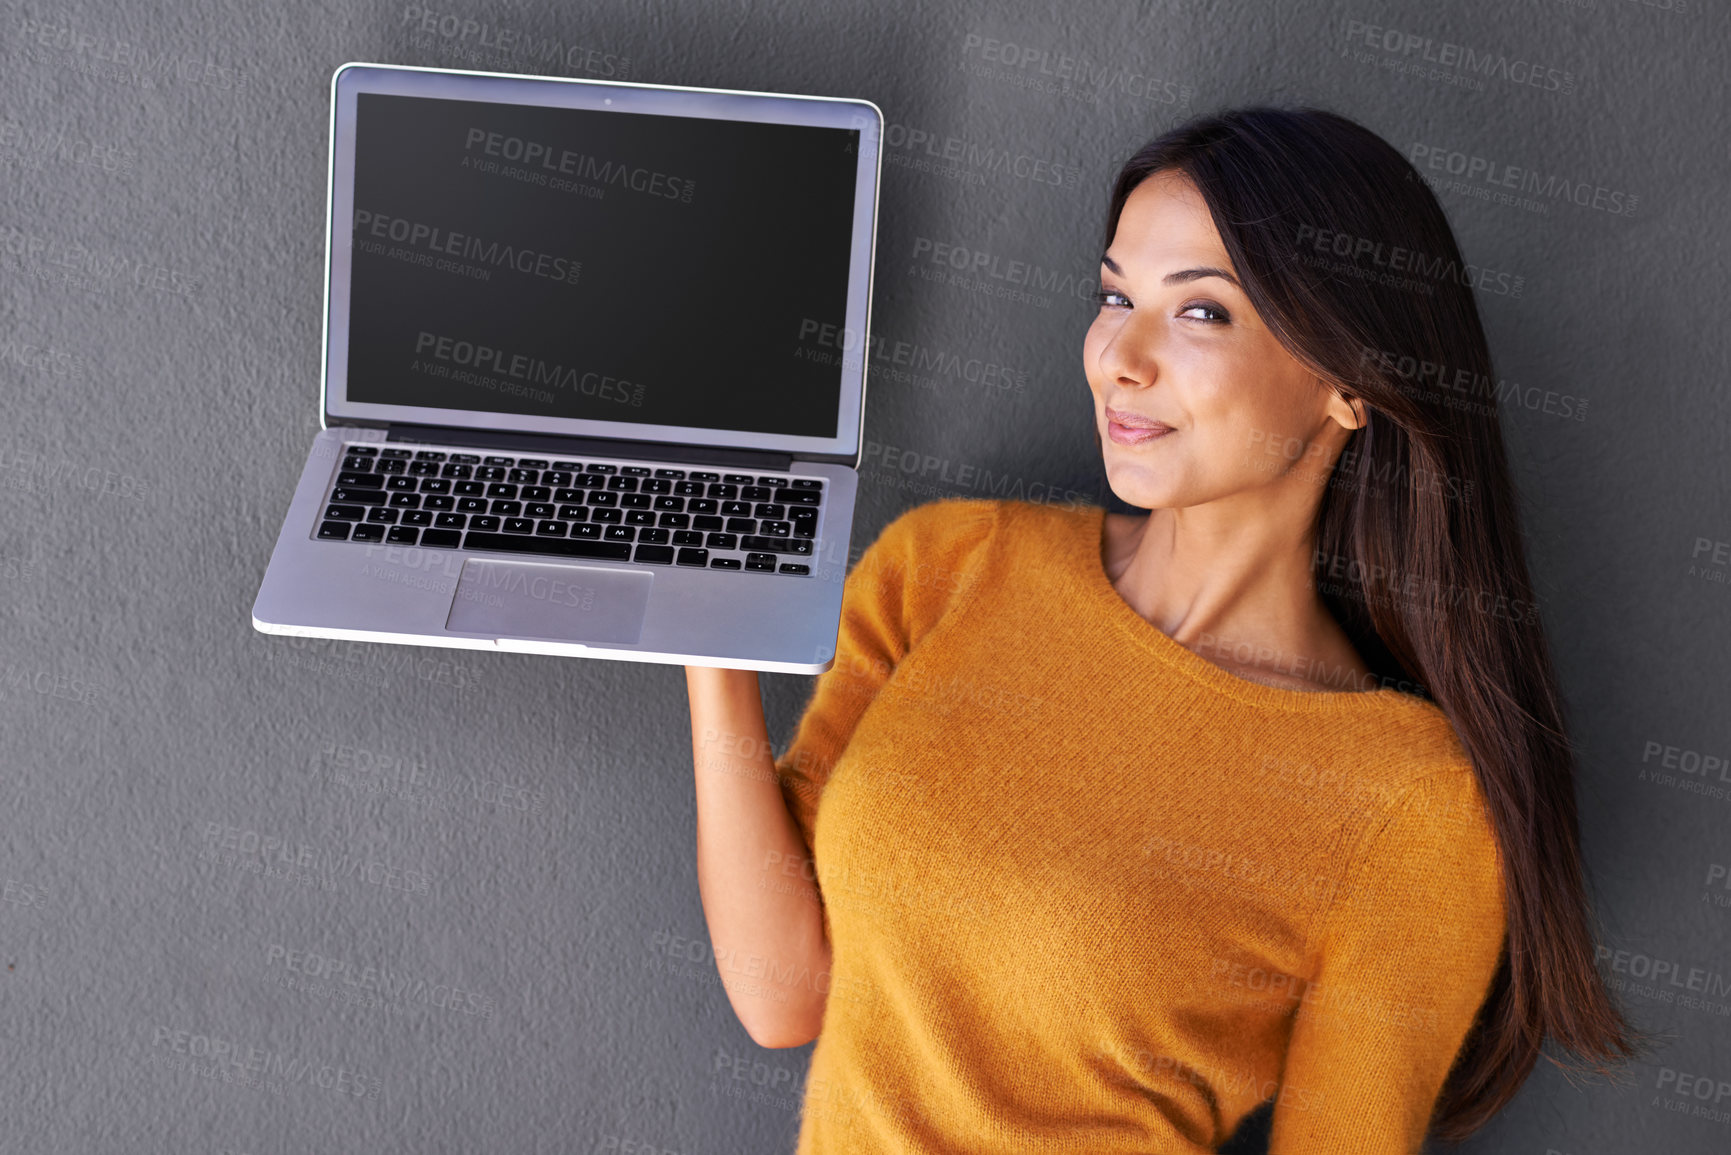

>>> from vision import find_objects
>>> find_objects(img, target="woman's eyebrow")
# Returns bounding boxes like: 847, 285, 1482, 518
1100, 253, 1241, 289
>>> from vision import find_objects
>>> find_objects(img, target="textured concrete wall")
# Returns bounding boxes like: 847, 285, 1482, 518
2, 0, 1726, 1152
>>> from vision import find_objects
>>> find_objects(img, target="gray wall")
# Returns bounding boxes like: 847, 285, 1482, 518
3, 0, 1727, 1152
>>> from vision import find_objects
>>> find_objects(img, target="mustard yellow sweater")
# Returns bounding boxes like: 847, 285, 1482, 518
772, 497, 1508, 1154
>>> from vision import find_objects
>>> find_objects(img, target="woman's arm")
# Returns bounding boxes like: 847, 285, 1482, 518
685, 664, 832, 1049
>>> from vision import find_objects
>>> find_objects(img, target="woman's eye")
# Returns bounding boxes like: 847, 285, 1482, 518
1180, 302, 1230, 323
1093, 289, 1131, 309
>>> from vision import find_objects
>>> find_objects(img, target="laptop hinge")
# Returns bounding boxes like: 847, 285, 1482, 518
376, 421, 794, 471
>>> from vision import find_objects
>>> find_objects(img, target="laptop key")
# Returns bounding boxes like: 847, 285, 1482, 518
504, 518, 535, 533
724, 473, 754, 484
692, 513, 723, 530
317, 520, 352, 539
634, 544, 674, 564
331, 487, 388, 505
420, 529, 462, 548
671, 529, 704, 546
745, 552, 777, 572
638, 527, 670, 544
386, 526, 418, 544
720, 501, 752, 517
401, 510, 434, 526
352, 523, 385, 542
462, 532, 631, 560
705, 532, 738, 550
536, 521, 567, 536
471, 515, 501, 531
457, 498, 488, 514
778, 563, 810, 575
390, 493, 422, 509
604, 525, 636, 542
625, 510, 656, 526
790, 478, 823, 489
775, 488, 821, 505
709, 557, 741, 569
325, 504, 365, 521
347, 445, 378, 456
422, 496, 455, 511
387, 476, 418, 491
725, 517, 757, 534
435, 513, 467, 529
676, 547, 708, 567
571, 522, 601, 539
741, 535, 813, 556
336, 471, 380, 487
365, 507, 398, 523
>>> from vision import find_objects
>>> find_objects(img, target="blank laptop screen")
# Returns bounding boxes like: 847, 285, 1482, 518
345, 92, 859, 439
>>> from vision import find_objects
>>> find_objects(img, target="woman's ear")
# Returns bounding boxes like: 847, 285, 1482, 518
1318, 376, 1366, 432
1327, 384, 1366, 432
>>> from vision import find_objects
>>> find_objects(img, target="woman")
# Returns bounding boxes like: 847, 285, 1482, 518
684, 106, 1651, 1154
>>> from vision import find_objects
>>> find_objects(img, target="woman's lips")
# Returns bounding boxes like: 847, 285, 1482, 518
1106, 408, 1173, 445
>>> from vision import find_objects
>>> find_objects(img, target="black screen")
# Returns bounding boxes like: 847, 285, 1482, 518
345, 92, 859, 438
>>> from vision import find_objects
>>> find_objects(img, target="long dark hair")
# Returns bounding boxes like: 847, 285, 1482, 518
1102, 106, 1655, 1140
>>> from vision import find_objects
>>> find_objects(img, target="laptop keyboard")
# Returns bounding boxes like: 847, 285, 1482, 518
312, 444, 823, 576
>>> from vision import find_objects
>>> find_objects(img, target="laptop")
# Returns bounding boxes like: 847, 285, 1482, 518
252, 62, 883, 674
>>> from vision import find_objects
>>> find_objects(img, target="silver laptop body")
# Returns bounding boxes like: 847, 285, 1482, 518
252, 62, 883, 674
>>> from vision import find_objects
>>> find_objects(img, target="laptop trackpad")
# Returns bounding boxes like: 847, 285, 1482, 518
445, 559, 651, 644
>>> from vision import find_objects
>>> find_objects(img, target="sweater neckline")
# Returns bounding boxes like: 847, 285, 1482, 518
1072, 503, 1410, 714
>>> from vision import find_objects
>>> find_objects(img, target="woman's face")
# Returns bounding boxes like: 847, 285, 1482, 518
1083, 169, 1360, 514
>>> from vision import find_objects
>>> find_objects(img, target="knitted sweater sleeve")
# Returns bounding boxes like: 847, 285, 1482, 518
1269, 767, 1508, 1155
771, 497, 998, 857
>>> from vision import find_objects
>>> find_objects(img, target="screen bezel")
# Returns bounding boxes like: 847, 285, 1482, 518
320, 62, 882, 460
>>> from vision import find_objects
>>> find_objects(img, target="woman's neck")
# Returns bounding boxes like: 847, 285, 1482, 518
1102, 505, 1377, 693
